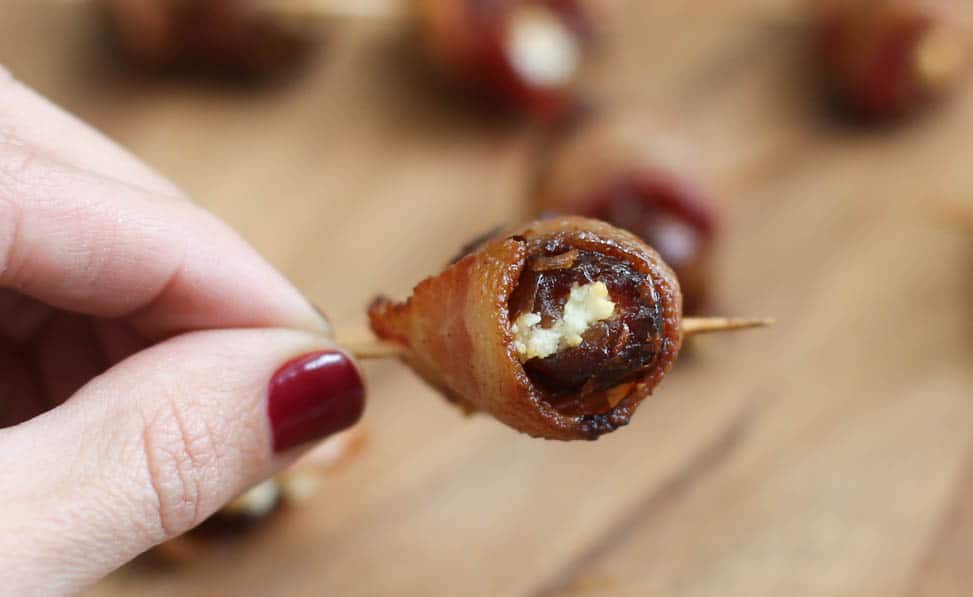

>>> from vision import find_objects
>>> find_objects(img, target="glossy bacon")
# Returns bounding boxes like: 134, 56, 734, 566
369, 217, 682, 441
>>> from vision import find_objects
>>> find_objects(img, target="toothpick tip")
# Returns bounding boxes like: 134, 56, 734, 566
681, 317, 775, 336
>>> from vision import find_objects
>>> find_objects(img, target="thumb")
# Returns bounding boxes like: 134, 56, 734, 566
0, 328, 365, 594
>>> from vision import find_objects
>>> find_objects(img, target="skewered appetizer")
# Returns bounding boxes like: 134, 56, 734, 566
415, 0, 593, 117
103, 0, 317, 77
534, 116, 716, 314
369, 217, 763, 441
813, 0, 967, 120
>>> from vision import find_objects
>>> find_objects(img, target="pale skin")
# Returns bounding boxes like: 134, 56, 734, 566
0, 68, 360, 593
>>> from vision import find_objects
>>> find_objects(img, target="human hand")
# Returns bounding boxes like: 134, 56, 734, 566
0, 69, 365, 594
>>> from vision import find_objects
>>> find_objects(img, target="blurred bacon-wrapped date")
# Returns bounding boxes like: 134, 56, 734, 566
813, 0, 967, 120
104, 0, 317, 77
414, 0, 593, 118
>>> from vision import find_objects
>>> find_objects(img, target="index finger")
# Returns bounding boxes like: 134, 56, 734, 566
0, 142, 328, 340
0, 66, 185, 200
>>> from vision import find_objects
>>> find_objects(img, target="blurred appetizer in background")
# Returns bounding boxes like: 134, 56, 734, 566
102, 0, 321, 77
533, 114, 717, 315
414, 0, 594, 118
100, 0, 594, 114
369, 217, 766, 441
812, 0, 968, 120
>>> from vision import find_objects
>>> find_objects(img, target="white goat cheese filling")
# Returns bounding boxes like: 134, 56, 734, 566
511, 281, 615, 361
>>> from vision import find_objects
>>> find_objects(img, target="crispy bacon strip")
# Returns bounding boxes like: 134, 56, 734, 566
369, 217, 682, 440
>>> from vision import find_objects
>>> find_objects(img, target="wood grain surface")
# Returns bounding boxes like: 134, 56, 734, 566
2, 1, 972, 595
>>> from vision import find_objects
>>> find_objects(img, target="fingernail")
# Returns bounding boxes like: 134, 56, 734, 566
268, 351, 365, 453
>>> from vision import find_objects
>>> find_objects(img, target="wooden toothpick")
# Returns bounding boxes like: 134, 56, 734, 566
340, 338, 407, 360
680, 316, 775, 336
342, 317, 774, 361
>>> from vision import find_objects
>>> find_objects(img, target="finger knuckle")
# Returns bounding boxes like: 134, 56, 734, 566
139, 396, 224, 540
0, 145, 57, 286
0, 193, 19, 281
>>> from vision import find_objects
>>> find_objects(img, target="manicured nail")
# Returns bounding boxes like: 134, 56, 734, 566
268, 351, 365, 453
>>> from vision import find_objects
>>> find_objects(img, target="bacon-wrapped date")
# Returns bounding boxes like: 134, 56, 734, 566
415, 0, 593, 118
534, 117, 716, 315
103, 0, 316, 77
369, 217, 682, 441
813, 0, 967, 120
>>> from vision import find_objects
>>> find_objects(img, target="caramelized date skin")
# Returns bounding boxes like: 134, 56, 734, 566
580, 406, 633, 438
509, 242, 667, 417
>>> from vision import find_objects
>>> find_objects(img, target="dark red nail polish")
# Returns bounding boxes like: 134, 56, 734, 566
268, 351, 365, 453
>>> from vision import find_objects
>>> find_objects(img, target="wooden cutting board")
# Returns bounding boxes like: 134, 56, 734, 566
2, 1, 972, 595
